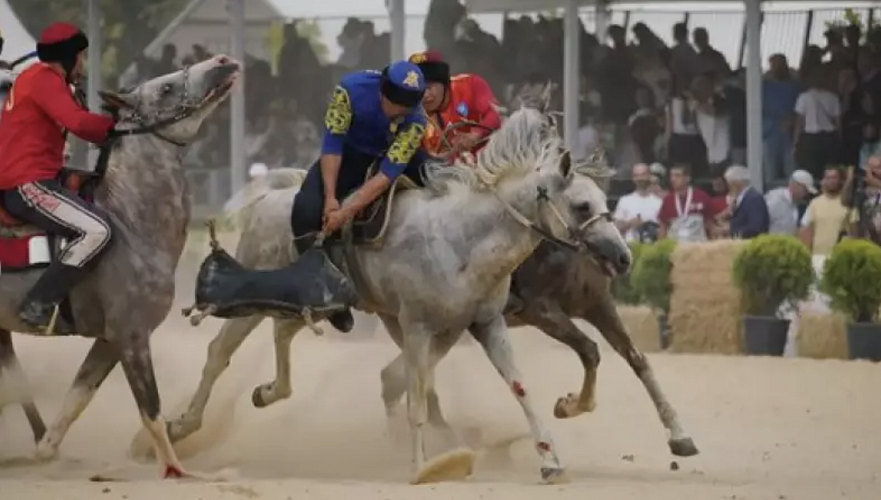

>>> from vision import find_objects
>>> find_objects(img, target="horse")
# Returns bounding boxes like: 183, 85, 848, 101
160, 106, 632, 484
0, 55, 240, 479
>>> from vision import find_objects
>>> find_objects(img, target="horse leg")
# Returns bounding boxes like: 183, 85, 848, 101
34, 339, 118, 461
116, 331, 188, 478
469, 314, 566, 483
0, 329, 46, 442
517, 299, 601, 418
586, 297, 699, 457
167, 315, 263, 443
379, 323, 459, 447
251, 318, 303, 408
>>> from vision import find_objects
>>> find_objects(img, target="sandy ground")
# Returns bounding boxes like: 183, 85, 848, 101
0, 258, 879, 499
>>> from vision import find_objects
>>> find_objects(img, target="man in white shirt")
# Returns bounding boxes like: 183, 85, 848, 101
765, 170, 817, 235
613, 163, 663, 242
793, 71, 841, 179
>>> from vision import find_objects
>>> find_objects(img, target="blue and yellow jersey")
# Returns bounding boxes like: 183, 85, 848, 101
321, 70, 427, 179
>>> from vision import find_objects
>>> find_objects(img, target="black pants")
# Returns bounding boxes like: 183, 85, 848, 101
796, 131, 839, 180
2, 178, 112, 268
290, 146, 426, 254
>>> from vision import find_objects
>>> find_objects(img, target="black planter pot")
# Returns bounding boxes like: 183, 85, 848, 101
742, 315, 790, 356
846, 322, 881, 362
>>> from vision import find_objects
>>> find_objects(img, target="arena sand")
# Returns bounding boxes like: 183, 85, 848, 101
0, 258, 879, 500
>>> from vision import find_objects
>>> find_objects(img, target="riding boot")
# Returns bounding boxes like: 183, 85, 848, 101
293, 234, 356, 334
18, 262, 86, 335
324, 242, 355, 333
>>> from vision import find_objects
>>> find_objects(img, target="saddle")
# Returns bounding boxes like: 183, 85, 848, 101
182, 171, 422, 324
345, 173, 419, 248
0, 168, 102, 269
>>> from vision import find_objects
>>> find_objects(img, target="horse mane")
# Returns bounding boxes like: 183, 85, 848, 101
421, 107, 563, 197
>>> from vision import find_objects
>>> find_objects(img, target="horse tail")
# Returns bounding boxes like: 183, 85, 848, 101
223, 167, 307, 215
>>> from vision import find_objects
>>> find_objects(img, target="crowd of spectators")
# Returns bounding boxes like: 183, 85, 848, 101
119, 0, 881, 249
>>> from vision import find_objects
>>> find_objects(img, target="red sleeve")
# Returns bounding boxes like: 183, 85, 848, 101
657, 193, 675, 224
469, 75, 501, 137
34, 70, 114, 144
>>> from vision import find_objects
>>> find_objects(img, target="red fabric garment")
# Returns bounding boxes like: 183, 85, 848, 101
657, 186, 716, 226
422, 74, 501, 157
0, 235, 40, 269
0, 63, 113, 190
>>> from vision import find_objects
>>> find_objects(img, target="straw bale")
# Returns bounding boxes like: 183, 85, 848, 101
617, 305, 662, 352
796, 312, 848, 360
668, 240, 746, 354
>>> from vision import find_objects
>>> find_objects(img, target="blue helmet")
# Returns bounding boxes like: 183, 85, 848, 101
380, 60, 425, 108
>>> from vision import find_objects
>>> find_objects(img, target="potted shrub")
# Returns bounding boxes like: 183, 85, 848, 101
612, 241, 646, 305
631, 239, 677, 349
732, 234, 813, 356
819, 238, 881, 361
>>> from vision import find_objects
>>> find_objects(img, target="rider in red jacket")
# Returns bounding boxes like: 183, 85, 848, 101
0, 22, 115, 334
409, 50, 501, 160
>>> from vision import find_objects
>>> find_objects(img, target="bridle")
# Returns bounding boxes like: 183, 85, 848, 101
449, 116, 608, 251
106, 65, 210, 147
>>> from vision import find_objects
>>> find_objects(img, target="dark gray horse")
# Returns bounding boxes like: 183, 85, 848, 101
0, 55, 240, 478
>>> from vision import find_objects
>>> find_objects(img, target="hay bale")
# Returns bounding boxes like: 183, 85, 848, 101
617, 305, 662, 352
668, 240, 746, 354
796, 312, 848, 359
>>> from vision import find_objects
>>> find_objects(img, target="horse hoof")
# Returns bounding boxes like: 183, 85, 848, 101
410, 448, 476, 484
251, 386, 268, 408
34, 442, 58, 463
540, 466, 569, 484
668, 437, 699, 457
553, 392, 593, 419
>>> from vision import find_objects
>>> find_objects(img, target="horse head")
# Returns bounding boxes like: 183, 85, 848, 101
98, 54, 241, 145
537, 144, 632, 277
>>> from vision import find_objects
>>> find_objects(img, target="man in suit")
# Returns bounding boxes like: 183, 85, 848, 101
725, 165, 770, 239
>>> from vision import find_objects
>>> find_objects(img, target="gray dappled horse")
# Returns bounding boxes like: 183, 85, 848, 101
0, 56, 240, 478
168, 106, 632, 484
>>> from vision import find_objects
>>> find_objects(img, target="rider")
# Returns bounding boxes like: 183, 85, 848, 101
407, 50, 501, 160
290, 60, 427, 332
0, 22, 116, 334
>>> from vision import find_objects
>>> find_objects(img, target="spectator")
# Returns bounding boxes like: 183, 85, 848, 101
658, 164, 716, 242
846, 156, 881, 241
794, 69, 841, 179
665, 89, 707, 177
628, 87, 661, 164
722, 69, 747, 165
724, 165, 770, 239
839, 67, 870, 167
613, 163, 663, 242
765, 170, 817, 235
649, 162, 668, 197
800, 166, 849, 255
572, 112, 600, 162
691, 73, 731, 172
861, 122, 881, 168
669, 22, 697, 95
154, 44, 178, 76
692, 27, 730, 78
763, 54, 801, 184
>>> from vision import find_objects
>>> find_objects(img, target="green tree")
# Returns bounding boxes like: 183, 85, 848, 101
8, 0, 188, 81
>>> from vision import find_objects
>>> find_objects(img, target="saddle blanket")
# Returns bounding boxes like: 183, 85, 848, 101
0, 234, 51, 271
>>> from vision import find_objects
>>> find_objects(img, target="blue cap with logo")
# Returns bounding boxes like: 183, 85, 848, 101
380, 60, 425, 108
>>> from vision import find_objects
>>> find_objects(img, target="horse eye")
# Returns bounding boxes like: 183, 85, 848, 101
574, 202, 592, 213
161, 83, 174, 95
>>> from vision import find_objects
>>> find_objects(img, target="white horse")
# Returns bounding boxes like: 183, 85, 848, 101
161, 106, 632, 483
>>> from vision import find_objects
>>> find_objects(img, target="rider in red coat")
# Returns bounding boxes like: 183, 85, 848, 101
0, 22, 115, 334
408, 50, 501, 160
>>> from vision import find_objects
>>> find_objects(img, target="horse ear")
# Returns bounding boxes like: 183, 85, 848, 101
559, 150, 572, 178
98, 90, 136, 110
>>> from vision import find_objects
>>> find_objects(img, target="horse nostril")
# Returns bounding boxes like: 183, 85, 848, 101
217, 56, 229, 65
618, 253, 632, 269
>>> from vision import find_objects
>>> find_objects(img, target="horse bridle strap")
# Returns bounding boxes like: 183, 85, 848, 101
108, 105, 198, 147
494, 185, 607, 251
